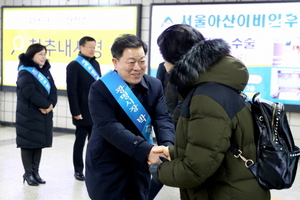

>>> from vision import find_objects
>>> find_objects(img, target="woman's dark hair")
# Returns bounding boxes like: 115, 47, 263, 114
79, 36, 96, 46
111, 34, 147, 60
25, 43, 47, 59
157, 24, 205, 64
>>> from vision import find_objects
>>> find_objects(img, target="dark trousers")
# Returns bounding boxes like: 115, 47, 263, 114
148, 179, 164, 200
73, 125, 92, 173
86, 154, 151, 200
21, 148, 42, 175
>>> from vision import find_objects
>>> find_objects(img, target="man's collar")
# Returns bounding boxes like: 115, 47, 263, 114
78, 52, 95, 61
139, 76, 149, 90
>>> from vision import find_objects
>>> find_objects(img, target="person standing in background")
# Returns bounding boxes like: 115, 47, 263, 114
16, 43, 57, 186
66, 36, 101, 181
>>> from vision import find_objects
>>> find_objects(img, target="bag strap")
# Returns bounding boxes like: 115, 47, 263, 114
228, 146, 254, 168
101, 70, 153, 144
228, 92, 255, 169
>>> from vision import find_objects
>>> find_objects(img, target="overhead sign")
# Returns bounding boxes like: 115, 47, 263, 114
149, 2, 300, 109
1, 5, 141, 91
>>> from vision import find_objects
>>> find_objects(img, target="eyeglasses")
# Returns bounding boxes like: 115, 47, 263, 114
83, 46, 96, 50
37, 53, 47, 57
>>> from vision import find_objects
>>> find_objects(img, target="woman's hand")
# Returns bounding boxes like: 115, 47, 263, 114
39, 104, 53, 114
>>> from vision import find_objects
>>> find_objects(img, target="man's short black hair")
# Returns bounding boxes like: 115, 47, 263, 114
111, 34, 147, 60
79, 36, 96, 46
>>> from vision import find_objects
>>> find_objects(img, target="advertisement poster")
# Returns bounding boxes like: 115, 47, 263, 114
1, 5, 141, 91
150, 2, 300, 107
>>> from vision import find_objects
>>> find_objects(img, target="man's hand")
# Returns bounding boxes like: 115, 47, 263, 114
39, 108, 47, 114
147, 146, 170, 165
74, 114, 83, 120
152, 146, 170, 160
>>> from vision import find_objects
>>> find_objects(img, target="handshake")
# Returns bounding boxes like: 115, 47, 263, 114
147, 145, 170, 165
147, 145, 170, 184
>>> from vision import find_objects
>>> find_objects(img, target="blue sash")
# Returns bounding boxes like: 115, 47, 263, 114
101, 70, 153, 144
74, 56, 100, 80
19, 66, 51, 94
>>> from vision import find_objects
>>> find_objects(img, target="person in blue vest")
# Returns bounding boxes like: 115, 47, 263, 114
85, 34, 175, 200
16, 43, 57, 186
66, 36, 101, 181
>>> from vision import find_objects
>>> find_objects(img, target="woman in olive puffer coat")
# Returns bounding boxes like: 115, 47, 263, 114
150, 24, 270, 200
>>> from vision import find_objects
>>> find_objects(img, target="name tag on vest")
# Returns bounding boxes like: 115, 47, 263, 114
74, 56, 100, 80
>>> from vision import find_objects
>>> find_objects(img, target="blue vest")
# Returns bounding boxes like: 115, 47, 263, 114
74, 55, 100, 80
101, 70, 153, 144
19, 66, 51, 94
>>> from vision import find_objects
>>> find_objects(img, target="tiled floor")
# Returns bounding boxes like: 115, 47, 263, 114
0, 126, 299, 200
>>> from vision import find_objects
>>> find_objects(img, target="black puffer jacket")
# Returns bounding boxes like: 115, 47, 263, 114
16, 53, 57, 148
156, 62, 182, 126
158, 39, 270, 200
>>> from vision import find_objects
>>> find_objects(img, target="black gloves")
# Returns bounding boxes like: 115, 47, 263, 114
159, 156, 170, 162
149, 156, 170, 184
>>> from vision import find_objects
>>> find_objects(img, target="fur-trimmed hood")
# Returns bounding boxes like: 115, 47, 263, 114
169, 39, 249, 97
18, 53, 51, 71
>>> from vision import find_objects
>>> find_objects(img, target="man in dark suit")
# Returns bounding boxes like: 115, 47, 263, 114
85, 34, 175, 200
66, 36, 101, 181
